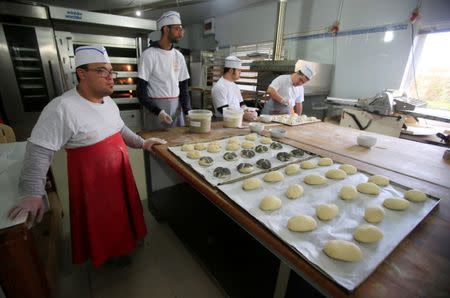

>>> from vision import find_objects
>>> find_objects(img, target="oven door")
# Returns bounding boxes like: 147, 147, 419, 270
0, 23, 63, 140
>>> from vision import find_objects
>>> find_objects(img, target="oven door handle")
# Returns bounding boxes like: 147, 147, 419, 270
48, 60, 58, 98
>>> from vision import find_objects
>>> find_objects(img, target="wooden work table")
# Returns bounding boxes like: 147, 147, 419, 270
140, 122, 450, 297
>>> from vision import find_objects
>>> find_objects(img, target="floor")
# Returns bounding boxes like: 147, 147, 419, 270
57, 206, 227, 298
51, 149, 227, 298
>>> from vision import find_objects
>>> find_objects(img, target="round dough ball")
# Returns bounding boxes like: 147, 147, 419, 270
318, 157, 333, 166
187, 150, 202, 159
255, 145, 269, 153
291, 148, 305, 157
242, 178, 262, 191
339, 164, 357, 175
287, 215, 317, 232
323, 240, 362, 262
316, 204, 339, 221
300, 160, 317, 169
241, 141, 255, 149
285, 164, 300, 176
237, 163, 254, 174
269, 142, 283, 150
226, 142, 240, 151
353, 224, 384, 243
339, 185, 358, 200
404, 189, 427, 202
223, 152, 239, 161
194, 143, 207, 151
356, 182, 380, 195
276, 152, 292, 162
228, 137, 240, 144
256, 159, 271, 170
259, 195, 282, 211
368, 175, 390, 186
263, 171, 284, 183
303, 174, 327, 185
260, 137, 272, 144
181, 144, 195, 152
198, 156, 214, 167
240, 149, 255, 159
213, 167, 231, 179
325, 169, 347, 180
207, 143, 222, 153
364, 206, 385, 223
285, 184, 304, 199
245, 133, 258, 141
383, 197, 410, 211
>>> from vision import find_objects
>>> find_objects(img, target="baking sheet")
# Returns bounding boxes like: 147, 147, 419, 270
271, 114, 321, 126
217, 157, 439, 291
168, 134, 314, 186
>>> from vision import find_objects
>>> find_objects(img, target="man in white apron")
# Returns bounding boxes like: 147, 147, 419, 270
9, 46, 166, 268
262, 61, 315, 115
137, 11, 191, 130
212, 56, 258, 121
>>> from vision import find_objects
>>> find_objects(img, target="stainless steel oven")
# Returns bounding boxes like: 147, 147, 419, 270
0, 3, 64, 140
0, 2, 155, 139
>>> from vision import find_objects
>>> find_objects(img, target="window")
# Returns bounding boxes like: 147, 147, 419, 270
213, 42, 273, 93
401, 31, 450, 111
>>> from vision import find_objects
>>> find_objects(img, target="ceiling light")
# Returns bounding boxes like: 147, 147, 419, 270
135, 10, 142, 17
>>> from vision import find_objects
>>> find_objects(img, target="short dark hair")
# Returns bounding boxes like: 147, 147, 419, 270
223, 67, 231, 74
76, 64, 88, 83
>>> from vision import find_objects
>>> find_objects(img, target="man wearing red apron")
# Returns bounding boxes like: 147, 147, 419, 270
9, 46, 166, 267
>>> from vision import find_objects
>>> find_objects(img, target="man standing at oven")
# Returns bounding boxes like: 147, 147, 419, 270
9, 46, 166, 268
262, 60, 315, 115
211, 56, 258, 121
137, 11, 191, 130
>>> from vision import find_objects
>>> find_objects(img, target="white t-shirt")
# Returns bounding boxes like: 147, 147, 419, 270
211, 77, 244, 117
269, 74, 304, 106
28, 88, 124, 151
138, 47, 190, 98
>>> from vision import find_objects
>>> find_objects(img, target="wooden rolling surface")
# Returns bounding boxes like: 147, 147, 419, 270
141, 121, 450, 297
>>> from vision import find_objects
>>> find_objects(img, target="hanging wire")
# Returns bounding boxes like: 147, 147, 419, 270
410, 0, 422, 100
410, 22, 420, 100
332, 0, 344, 66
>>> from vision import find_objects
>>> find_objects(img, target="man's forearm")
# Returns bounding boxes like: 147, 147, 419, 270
267, 87, 285, 104
18, 142, 55, 198
295, 102, 303, 115
121, 125, 144, 148
179, 79, 191, 113
136, 78, 161, 115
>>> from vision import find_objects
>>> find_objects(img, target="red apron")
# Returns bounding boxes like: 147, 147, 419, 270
66, 132, 147, 267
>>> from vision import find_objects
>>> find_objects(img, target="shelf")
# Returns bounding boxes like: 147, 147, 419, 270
113, 84, 136, 91
13, 57, 39, 62
20, 84, 45, 89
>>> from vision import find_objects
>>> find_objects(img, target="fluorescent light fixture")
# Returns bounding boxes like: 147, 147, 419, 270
135, 10, 142, 17
384, 30, 394, 42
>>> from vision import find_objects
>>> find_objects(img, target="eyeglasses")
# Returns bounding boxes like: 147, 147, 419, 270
86, 68, 118, 79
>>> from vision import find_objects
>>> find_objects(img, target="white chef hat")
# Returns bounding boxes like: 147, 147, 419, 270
75, 45, 110, 67
294, 60, 315, 80
157, 11, 182, 30
224, 56, 242, 69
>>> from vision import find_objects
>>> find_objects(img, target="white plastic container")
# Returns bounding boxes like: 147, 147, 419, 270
223, 107, 243, 128
259, 114, 272, 123
357, 135, 377, 148
188, 110, 212, 133
269, 128, 287, 139
249, 122, 265, 133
